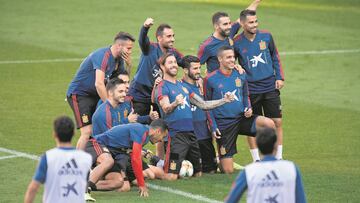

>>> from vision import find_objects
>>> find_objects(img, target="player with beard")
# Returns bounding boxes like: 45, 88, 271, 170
198, 0, 261, 73
129, 18, 183, 117
180, 55, 220, 173
155, 53, 235, 180
66, 32, 135, 150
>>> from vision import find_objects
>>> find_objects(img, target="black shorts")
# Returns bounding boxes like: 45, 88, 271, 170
111, 150, 150, 182
107, 162, 122, 174
250, 89, 282, 118
67, 94, 100, 128
164, 132, 202, 175
216, 116, 258, 158
132, 100, 161, 117
85, 138, 110, 166
198, 138, 217, 173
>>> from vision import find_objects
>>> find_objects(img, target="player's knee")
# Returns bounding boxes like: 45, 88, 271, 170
144, 169, 156, 180
164, 173, 178, 181
80, 125, 92, 137
193, 172, 202, 177
117, 181, 131, 192
111, 178, 124, 190
263, 117, 275, 129
273, 118, 282, 128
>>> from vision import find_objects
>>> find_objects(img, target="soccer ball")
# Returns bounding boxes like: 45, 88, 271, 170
179, 160, 194, 178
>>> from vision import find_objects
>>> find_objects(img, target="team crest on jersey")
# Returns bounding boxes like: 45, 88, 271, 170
170, 161, 177, 170
228, 38, 234, 46
220, 146, 227, 155
235, 77, 241, 87
182, 87, 189, 94
259, 40, 266, 50
124, 109, 128, 117
81, 114, 89, 123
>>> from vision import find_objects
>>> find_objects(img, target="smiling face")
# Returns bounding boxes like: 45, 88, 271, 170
215, 16, 232, 37
158, 28, 175, 49
241, 15, 258, 35
185, 62, 201, 81
109, 83, 127, 103
218, 49, 235, 70
162, 55, 178, 78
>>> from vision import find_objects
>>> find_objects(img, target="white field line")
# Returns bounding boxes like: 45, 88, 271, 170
147, 183, 222, 203
0, 154, 21, 160
0, 48, 359, 65
0, 147, 222, 203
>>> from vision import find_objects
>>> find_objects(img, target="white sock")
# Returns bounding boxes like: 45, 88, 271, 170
250, 148, 260, 162
276, 145, 283, 160
156, 159, 164, 168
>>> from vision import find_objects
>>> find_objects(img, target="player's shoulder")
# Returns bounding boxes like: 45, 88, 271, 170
199, 35, 214, 49
233, 33, 243, 43
204, 70, 220, 82
258, 29, 273, 37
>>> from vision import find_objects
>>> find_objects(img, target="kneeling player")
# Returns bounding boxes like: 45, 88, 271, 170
96, 120, 168, 197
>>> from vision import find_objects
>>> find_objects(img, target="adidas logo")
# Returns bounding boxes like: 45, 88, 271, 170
258, 170, 283, 187
58, 158, 83, 176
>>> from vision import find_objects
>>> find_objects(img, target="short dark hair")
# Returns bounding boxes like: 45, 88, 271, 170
110, 69, 129, 80
240, 9, 256, 22
114, 32, 135, 42
256, 127, 277, 155
150, 119, 168, 132
156, 24, 172, 37
106, 78, 125, 92
181, 55, 200, 69
212, 12, 229, 25
53, 116, 75, 142
217, 45, 234, 57
158, 52, 175, 66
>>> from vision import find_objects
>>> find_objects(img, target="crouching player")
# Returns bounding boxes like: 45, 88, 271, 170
95, 120, 169, 197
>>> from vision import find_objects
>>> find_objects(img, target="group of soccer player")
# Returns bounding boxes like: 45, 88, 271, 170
26, 0, 298, 202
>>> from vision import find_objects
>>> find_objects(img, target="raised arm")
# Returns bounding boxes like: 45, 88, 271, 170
139, 18, 154, 55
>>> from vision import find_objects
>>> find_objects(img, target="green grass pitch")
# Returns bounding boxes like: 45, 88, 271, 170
0, 0, 360, 202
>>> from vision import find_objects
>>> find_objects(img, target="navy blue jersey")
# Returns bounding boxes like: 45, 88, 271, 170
129, 26, 183, 103
181, 80, 216, 140
198, 22, 240, 73
95, 123, 150, 148
155, 80, 194, 137
204, 69, 251, 126
92, 98, 151, 135
234, 30, 284, 94
67, 47, 125, 96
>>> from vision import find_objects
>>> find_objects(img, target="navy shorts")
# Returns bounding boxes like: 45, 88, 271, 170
164, 132, 202, 175
216, 116, 257, 158
67, 94, 99, 128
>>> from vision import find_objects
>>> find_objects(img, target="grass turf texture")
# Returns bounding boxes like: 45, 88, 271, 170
0, 0, 359, 202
